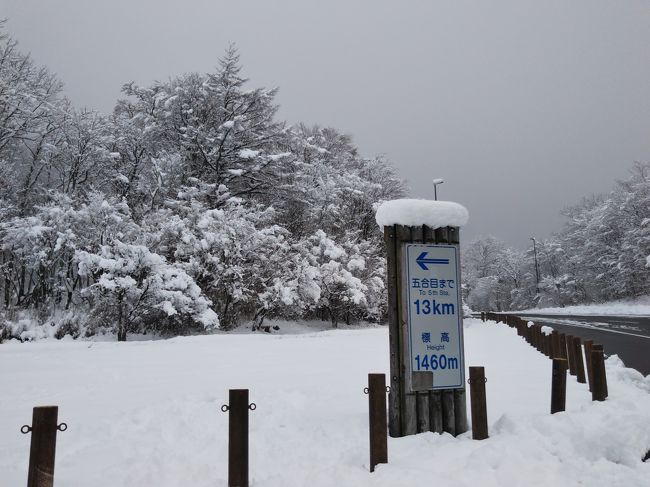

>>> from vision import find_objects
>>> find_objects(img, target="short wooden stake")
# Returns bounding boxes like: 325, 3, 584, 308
225, 389, 252, 487
550, 359, 568, 414
367, 374, 388, 472
571, 337, 586, 384
25, 406, 59, 487
583, 340, 594, 392
468, 367, 488, 440
591, 347, 608, 401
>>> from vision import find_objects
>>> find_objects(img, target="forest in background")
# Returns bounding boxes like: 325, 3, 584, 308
462, 161, 650, 311
0, 25, 405, 340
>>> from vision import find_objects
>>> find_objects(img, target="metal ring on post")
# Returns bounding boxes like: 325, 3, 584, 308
248, 403, 257, 411
57, 423, 68, 432
467, 377, 488, 385
20, 425, 32, 434
363, 387, 369, 395
385, 386, 391, 393
221, 404, 229, 413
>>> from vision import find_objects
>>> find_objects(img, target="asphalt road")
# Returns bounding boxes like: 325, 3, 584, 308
510, 313, 650, 376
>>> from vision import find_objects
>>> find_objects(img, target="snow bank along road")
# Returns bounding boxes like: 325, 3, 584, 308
513, 313, 650, 376
2, 319, 650, 486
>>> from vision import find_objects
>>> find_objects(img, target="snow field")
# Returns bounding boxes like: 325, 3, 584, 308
1, 319, 649, 486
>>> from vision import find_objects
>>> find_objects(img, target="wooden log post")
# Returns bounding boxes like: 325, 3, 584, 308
385, 224, 402, 437
24, 406, 62, 487
383, 223, 467, 437
584, 340, 594, 392
550, 359, 568, 414
367, 374, 388, 472
571, 336, 586, 384
223, 389, 253, 487
468, 367, 488, 440
442, 390, 456, 436
591, 346, 608, 401
429, 391, 443, 434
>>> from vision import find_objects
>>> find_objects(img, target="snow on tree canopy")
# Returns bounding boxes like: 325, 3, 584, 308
375, 199, 469, 229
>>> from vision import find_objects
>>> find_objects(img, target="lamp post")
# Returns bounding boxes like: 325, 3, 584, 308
530, 237, 540, 295
432, 178, 444, 201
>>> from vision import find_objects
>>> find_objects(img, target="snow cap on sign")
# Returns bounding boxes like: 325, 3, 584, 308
375, 199, 469, 229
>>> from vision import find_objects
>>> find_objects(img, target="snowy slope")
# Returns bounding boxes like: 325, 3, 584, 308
1, 319, 649, 486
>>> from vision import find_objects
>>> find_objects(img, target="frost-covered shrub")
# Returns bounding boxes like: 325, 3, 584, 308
53, 316, 82, 340
77, 241, 218, 340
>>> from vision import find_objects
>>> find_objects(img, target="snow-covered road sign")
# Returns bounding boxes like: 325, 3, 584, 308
403, 244, 465, 391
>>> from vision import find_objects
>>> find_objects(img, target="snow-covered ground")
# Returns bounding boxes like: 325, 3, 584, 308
520, 296, 650, 316
1, 319, 649, 486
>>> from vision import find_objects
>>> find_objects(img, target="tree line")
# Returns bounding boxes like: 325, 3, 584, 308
0, 25, 405, 341
462, 162, 650, 311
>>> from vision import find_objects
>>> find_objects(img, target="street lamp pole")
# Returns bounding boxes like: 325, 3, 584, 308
432, 178, 444, 201
530, 237, 540, 295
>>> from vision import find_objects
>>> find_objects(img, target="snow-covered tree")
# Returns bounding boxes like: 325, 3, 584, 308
0, 26, 406, 339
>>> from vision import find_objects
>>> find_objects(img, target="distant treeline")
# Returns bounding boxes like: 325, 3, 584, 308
462, 161, 650, 311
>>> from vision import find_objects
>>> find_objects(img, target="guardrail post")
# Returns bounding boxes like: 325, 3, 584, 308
366, 373, 388, 472
571, 336, 586, 384
566, 335, 577, 376
222, 389, 255, 487
550, 358, 568, 413
22, 406, 67, 487
559, 333, 567, 360
468, 367, 488, 440
590, 346, 608, 401
583, 340, 594, 391
545, 331, 553, 357
551, 330, 561, 358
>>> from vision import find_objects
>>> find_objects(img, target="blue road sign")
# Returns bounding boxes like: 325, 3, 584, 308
403, 244, 465, 391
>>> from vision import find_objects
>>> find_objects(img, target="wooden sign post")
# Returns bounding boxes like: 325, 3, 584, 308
383, 223, 468, 437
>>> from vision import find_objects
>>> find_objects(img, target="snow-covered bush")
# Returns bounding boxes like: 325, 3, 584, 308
77, 241, 218, 340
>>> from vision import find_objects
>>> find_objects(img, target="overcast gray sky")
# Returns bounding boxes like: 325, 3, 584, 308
3, 0, 650, 248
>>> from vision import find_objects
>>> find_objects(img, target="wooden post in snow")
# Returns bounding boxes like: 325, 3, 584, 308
24, 406, 62, 487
